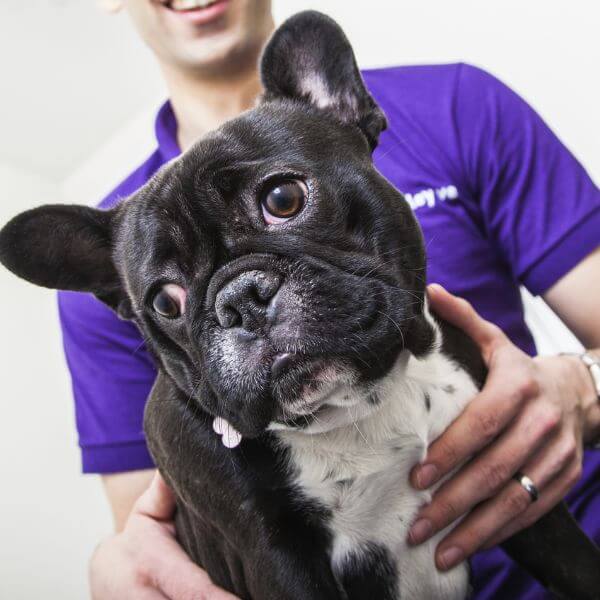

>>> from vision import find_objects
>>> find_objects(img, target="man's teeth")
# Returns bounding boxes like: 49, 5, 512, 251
168, 0, 217, 11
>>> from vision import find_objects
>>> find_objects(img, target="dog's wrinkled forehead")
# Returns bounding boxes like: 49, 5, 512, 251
184, 101, 372, 200
121, 101, 375, 282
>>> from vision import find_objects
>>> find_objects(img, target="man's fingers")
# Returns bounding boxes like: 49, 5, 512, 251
434, 478, 538, 570
481, 452, 581, 549
408, 407, 558, 544
433, 480, 532, 570
157, 562, 237, 600
433, 442, 579, 570
411, 385, 523, 489
427, 284, 506, 358
151, 547, 240, 600
133, 471, 176, 522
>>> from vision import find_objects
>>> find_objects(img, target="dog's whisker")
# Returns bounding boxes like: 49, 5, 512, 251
348, 407, 377, 456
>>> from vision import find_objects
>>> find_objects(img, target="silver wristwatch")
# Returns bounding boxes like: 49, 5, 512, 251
565, 352, 600, 449
580, 353, 600, 398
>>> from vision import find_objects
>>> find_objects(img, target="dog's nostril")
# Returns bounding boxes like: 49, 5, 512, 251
218, 305, 242, 329
255, 272, 281, 303
215, 270, 282, 331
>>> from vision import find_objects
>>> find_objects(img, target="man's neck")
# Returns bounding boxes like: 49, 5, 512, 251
161, 56, 266, 152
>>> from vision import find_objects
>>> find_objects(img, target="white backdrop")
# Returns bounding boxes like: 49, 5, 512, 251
1, 1, 598, 598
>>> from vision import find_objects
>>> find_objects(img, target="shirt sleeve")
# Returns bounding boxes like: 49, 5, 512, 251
455, 64, 600, 295
58, 289, 157, 473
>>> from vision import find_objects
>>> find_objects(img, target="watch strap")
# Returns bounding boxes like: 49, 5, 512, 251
560, 352, 600, 449
579, 353, 600, 399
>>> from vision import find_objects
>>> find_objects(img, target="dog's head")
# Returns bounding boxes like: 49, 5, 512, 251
0, 11, 434, 437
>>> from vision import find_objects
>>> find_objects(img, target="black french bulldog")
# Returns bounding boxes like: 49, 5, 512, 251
1, 11, 599, 600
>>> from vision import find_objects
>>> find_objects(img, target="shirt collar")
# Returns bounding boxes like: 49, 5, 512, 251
155, 101, 181, 162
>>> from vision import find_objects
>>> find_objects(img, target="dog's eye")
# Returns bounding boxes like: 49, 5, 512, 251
152, 284, 186, 319
261, 179, 307, 224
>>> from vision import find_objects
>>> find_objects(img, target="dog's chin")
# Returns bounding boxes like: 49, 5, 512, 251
270, 355, 360, 421
258, 354, 389, 436
268, 400, 379, 435
267, 358, 385, 435
203, 343, 374, 437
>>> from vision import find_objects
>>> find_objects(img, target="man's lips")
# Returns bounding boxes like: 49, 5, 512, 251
161, 0, 220, 10
158, 0, 230, 25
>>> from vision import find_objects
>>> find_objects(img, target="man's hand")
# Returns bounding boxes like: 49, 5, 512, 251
406, 284, 598, 572
90, 471, 239, 600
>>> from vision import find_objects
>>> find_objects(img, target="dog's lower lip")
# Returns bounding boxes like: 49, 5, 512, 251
271, 352, 296, 379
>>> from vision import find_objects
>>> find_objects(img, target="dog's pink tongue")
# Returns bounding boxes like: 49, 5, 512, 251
212, 416, 242, 448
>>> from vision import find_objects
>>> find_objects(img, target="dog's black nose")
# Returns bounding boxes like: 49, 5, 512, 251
215, 270, 282, 331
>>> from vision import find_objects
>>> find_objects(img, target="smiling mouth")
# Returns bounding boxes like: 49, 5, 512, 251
160, 0, 222, 11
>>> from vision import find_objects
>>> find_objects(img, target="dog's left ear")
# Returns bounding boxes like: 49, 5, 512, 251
260, 10, 387, 150
0, 204, 131, 317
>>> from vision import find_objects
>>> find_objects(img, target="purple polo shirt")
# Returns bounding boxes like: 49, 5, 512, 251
58, 63, 600, 599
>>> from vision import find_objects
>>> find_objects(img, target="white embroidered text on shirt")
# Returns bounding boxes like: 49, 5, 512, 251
403, 185, 458, 210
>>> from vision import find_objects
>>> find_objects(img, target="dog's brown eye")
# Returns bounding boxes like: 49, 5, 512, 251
261, 179, 307, 224
152, 284, 186, 319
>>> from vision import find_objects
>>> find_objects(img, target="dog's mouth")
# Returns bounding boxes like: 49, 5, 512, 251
270, 352, 357, 412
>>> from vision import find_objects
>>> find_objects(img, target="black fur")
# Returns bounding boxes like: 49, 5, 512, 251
336, 543, 398, 599
1, 10, 599, 600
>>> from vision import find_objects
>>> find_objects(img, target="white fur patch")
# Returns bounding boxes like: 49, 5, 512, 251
274, 328, 478, 599
299, 72, 336, 109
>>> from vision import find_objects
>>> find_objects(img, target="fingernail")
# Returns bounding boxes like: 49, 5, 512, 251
438, 546, 464, 570
415, 464, 438, 489
408, 518, 433, 545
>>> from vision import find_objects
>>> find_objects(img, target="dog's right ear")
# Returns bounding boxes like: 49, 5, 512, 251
260, 10, 387, 150
0, 205, 130, 316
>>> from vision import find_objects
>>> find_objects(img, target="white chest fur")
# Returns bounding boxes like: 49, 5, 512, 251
275, 349, 478, 599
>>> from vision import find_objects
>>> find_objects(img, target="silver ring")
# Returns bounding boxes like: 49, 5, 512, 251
514, 471, 539, 502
